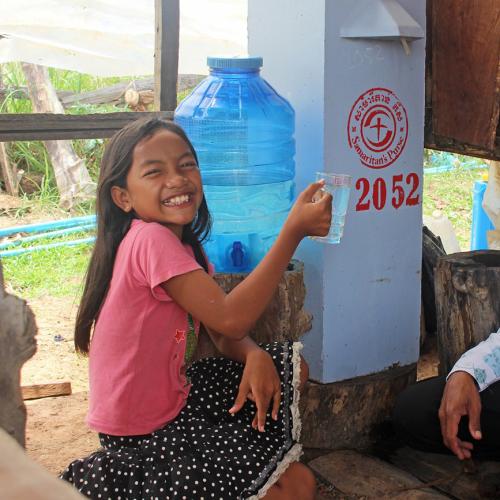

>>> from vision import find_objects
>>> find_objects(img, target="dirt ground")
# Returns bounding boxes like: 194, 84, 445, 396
20, 291, 439, 476
1, 193, 440, 479
22, 296, 89, 393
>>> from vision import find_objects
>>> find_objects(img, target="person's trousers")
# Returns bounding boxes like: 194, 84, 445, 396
393, 376, 500, 460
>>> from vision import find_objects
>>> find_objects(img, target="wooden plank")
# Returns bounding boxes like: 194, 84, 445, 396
425, 131, 500, 162
388, 446, 500, 499
431, 0, 500, 149
60, 74, 202, 107
309, 450, 447, 499
0, 111, 173, 142
21, 382, 72, 400
0, 75, 202, 107
154, 0, 180, 111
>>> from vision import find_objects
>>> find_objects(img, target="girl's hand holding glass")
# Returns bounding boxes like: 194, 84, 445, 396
284, 180, 333, 241
228, 348, 281, 432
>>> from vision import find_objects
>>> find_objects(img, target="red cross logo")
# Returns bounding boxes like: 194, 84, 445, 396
347, 87, 408, 169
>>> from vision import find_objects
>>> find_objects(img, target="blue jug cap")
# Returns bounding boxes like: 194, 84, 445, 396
207, 56, 263, 70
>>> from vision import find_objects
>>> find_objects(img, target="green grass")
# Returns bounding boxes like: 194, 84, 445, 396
1, 63, 131, 205
0, 64, 202, 300
1, 63, 197, 209
422, 152, 489, 250
2, 161, 487, 301
0, 62, 490, 297
1, 234, 92, 300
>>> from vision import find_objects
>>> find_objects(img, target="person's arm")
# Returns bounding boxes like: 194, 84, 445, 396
447, 328, 500, 391
205, 326, 281, 432
162, 182, 332, 340
438, 328, 500, 459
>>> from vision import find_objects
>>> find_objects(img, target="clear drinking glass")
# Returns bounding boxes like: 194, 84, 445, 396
310, 172, 352, 244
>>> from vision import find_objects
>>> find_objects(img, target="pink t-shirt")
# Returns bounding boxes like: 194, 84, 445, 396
87, 219, 209, 436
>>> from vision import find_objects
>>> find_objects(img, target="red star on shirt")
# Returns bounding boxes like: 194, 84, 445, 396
175, 329, 185, 343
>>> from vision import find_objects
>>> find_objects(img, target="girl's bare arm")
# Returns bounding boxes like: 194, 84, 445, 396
162, 181, 331, 340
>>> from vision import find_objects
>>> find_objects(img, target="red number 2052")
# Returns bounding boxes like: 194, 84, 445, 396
355, 173, 420, 212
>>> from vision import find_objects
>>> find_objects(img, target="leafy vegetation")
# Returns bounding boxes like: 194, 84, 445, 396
0, 64, 492, 298
422, 152, 489, 250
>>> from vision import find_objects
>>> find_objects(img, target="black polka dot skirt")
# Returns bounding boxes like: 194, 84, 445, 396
61, 341, 303, 499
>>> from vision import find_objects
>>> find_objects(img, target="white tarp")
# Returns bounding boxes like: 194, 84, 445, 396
0, 0, 247, 76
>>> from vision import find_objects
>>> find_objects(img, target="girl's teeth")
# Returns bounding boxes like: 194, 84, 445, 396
164, 194, 190, 206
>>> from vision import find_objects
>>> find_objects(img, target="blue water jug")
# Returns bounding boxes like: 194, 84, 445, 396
175, 56, 295, 272
471, 179, 495, 250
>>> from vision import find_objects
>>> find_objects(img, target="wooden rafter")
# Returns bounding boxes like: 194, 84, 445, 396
0, 112, 173, 142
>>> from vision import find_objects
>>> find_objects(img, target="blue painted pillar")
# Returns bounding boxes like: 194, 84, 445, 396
249, 0, 426, 382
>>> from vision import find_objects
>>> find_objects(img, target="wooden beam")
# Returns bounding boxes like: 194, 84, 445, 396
425, 129, 500, 162
21, 382, 72, 401
0, 75, 202, 108
310, 450, 447, 498
154, 0, 180, 111
0, 111, 173, 142
388, 446, 500, 499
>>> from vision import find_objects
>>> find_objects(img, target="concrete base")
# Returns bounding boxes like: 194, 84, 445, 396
300, 363, 416, 450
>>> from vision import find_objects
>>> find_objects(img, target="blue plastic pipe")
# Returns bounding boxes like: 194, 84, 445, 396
470, 181, 495, 250
0, 215, 96, 238
424, 164, 486, 175
0, 236, 96, 258
0, 224, 95, 250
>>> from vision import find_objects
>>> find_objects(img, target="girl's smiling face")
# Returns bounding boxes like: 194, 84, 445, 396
111, 129, 203, 239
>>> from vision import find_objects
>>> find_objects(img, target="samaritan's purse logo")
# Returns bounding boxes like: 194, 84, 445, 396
347, 87, 408, 169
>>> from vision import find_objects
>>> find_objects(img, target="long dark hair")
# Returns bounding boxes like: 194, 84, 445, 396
74, 118, 211, 354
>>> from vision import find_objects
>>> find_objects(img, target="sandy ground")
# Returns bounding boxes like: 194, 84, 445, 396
1, 193, 440, 481
22, 296, 89, 393
0, 193, 70, 228
20, 290, 439, 476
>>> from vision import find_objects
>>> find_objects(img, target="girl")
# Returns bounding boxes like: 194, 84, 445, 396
61, 117, 332, 500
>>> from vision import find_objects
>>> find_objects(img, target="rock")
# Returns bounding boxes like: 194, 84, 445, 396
0, 262, 37, 447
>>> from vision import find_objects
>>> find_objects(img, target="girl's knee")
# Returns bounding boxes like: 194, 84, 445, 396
274, 462, 316, 499
296, 462, 316, 494
264, 463, 316, 499
299, 356, 309, 391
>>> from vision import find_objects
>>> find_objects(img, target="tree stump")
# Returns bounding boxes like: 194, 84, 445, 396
422, 225, 446, 336
300, 364, 416, 450
194, 260, 312, 358
0, 262, 37, 447
435, 250, 500, 374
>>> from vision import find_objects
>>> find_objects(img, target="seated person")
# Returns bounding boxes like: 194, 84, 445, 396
393, 328, 500, 460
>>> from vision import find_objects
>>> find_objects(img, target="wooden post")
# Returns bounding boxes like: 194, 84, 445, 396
0, 67, 19, 195
421, 225, 446, 335
154, 0, 180, 111
0, 142, 18, 196
435, 250, 500, 374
